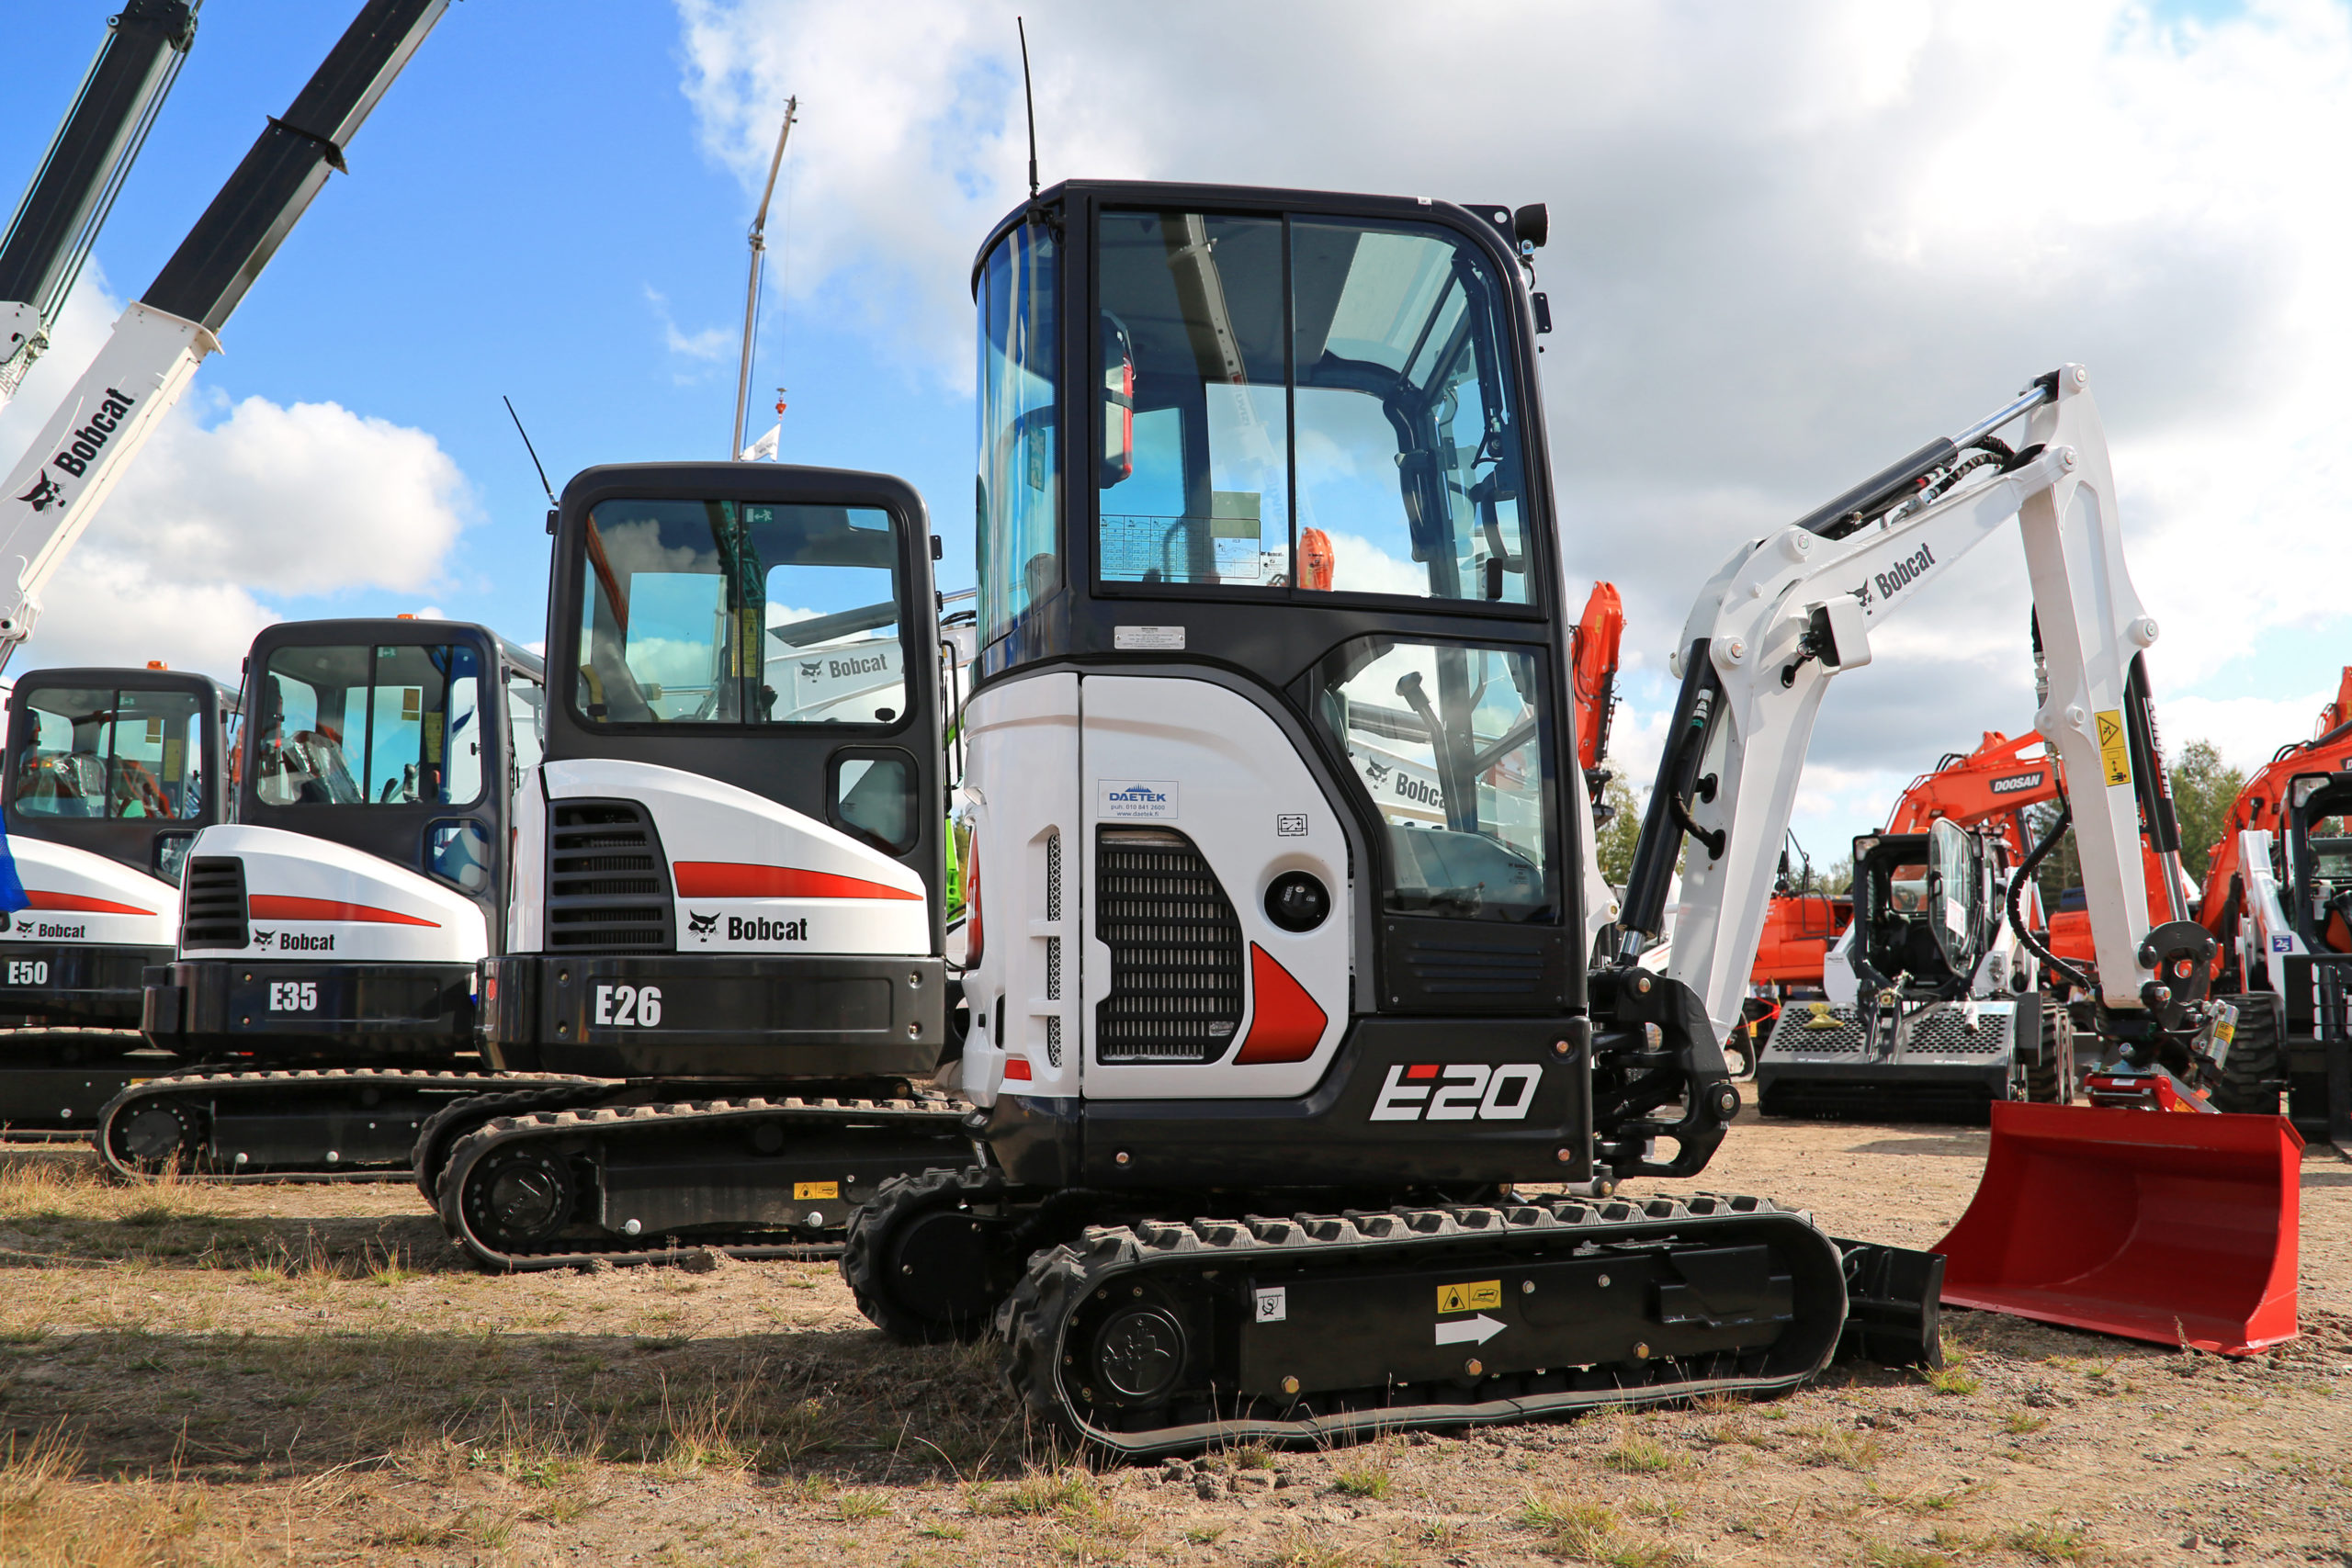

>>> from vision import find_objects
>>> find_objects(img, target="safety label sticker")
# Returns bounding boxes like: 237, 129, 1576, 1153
1114, 625, 1186, 651
793, 1181, 839, 1201
1254, 1286, 1288, 1324
2096, 709, 2132, 787
1276, 813, 1307, 837
1437, 1279, 1501, 1314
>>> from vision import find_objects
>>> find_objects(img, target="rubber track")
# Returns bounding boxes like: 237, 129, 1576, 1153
438, 1094, 976, 1273
1002, 1192, 1845, 1458
95, 1067, 608, 1184
413, 1080, 621, 1208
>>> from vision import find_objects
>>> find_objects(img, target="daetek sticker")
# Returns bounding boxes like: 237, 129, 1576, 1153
2096, 709, 2132, 787
1988, 771, 2045, 795
1436, 1279, 1501, 1314
1253, 1286, 1288, 1324
1099, 780, 1178, 820
1369, 1062, 1542, 1122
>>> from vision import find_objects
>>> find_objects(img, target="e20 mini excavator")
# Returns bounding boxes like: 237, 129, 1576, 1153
829, 182, 2290, 1453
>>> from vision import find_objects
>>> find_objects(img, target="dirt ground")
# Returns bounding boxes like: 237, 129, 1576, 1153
0, 1121, 2345, 1568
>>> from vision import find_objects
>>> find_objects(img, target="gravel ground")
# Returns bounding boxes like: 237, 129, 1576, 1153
0, 1117, 2344, 1567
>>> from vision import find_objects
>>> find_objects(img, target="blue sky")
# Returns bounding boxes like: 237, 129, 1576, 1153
5, 0, 2348, 872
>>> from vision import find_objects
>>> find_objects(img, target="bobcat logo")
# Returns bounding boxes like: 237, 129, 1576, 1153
16, 471, 61, 513
1363, 761, 1391, 784
686, 911, 718, 936
798, 660, 822, 680
251, 930, 276, 949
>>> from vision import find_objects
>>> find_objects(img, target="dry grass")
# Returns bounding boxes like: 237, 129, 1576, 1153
1520, 1494, 1692, 1566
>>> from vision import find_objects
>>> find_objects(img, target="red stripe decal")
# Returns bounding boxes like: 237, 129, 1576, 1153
1002, 1056, 1033, 1081
24, 890, 155, 917
247, 895, 438, 928
1233, 943, 1330, 1066
673, 862, 923, 902
1407, 1063, 1441, 1080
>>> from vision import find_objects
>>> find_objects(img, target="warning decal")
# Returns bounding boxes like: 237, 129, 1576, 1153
1437, 1279, 1502, 1314
2095, 709, 2132, 787
793, 1180, 840, 1201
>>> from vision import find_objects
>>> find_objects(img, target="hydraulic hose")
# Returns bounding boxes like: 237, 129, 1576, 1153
2007, 799, 2096, 997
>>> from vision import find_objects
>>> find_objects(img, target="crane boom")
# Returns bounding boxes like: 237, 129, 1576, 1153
0, 0, 450, 668
0, 0, 199, 404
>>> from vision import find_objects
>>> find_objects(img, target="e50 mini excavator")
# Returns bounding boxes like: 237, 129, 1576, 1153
0, 664, 232, 1128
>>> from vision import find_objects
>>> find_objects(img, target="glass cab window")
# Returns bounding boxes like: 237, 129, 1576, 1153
1313, 637, 1555, 921
575, 501, 904, 727
1093, 209, 1531, 604
14, 685, 208, 819
256, 644, 484, 807
978, 220, 1060, 649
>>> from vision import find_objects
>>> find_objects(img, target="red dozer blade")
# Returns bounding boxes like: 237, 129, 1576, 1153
1932, 1101, 2302, 1356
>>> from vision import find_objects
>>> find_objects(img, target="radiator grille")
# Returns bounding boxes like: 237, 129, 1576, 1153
180, 856, 249, 950
1094, 827, 1242, 1064
547, 800, 674, 953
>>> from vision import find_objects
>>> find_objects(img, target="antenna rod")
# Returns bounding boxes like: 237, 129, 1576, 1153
733, 95, 797, 458
1018, 17, 1038, 200
503, 394, 555, 506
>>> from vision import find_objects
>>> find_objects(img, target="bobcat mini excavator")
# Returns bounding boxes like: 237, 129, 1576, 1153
0, 664, 233, 1129
105, 618, 558, 1177
823, 185, 2290, 1454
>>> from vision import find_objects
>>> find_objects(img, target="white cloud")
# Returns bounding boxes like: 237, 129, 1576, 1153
0, 269, 473, 678
645, 285, 731, 367
675, 0, 2352, 856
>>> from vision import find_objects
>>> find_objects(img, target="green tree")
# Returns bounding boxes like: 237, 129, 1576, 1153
1594, 772, 1643, 886
2167, 738, 2245, 881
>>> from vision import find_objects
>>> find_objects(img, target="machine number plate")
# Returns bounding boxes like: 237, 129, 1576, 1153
793, 1181, 839, 1201
267, 981, 319, 1012
1437, 1279, 1501, 1314
5, 961, 48, 985
593, 984, 664, 1027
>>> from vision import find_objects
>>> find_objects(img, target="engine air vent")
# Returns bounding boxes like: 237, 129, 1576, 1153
1094, 827, 1242, 1064
547, 799, 674, 953
179, 856, 249, 951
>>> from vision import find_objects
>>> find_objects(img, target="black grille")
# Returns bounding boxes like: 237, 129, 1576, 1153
547, 800, 674, 952
1095, 827, 1243, 1064
1399, 932, 1548, 995
180, 856, 249, 950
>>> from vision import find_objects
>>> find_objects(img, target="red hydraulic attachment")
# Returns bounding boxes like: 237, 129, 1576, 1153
2195, 665, 2352, 975
1570, 581, 1623, 773
1934, 1101, 2302, 1356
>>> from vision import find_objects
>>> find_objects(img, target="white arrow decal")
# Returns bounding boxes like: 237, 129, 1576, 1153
1433, 1314, 1506, 1347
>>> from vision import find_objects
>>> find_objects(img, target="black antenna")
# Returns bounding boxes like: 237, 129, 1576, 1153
503, 394, 560, 534
1017, 16, 1038, 200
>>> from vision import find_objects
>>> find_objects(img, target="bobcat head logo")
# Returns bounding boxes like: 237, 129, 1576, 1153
686, 911, 718, 936
798, 660, 822, 680
16, 471, 61, 513
251, 930, 276, 949
1363, 761, 1391, 784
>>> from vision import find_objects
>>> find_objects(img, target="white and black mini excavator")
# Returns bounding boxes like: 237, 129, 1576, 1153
825, 182, 2281, 1453
0, 664, 233, 1128
107, 618, 550, 1176
427, 466, 981, 1269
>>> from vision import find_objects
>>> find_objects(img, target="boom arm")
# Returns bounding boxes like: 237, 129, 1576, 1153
0, 0, 448, 668
1621, 366, 2191, 1050
0, 0, 198, 404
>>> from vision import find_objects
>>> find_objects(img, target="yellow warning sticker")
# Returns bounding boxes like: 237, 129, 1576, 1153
793, 1180, 840, 1201
1437, 1279, 1502, 1314
2095, 708, 2132, 787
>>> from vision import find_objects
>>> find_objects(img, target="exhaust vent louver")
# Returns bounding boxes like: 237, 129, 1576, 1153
1094, 826, 1242, 1064
547, 799, 674, 952
179, 856, 249, 950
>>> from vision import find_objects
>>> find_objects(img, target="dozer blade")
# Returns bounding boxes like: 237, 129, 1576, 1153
1932, 1101, 2301, 1356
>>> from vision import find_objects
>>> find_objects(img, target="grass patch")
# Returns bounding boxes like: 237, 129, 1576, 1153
2003, 1409, 2052, 1435
1519, 1495, 1690, 1566
1601, 1429, 1682, 1474
1923, 1364, 1982, 1396
918, 1521, 967, 1540
835, 1490, 891, 1523
1862, 1544, 1952, 1568
2003, 1518, 2092, 1562
967, 1469, 1096, 1518
1183, 1524, 1227, 1544
1331, 1452, 1392, 1499
1792, 1424, 1882, 1472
